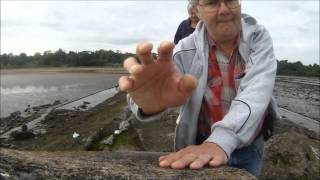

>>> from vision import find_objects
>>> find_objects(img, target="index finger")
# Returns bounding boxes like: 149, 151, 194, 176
136, 41, 155, 65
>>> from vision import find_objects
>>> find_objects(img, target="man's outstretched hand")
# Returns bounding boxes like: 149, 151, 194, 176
118, 41, 197, 114
159, 143, 228, 169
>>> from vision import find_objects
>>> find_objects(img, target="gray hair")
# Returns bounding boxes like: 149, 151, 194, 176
187, 3, 193, 14
188, 0, 198, 6
187, 0, 198, 15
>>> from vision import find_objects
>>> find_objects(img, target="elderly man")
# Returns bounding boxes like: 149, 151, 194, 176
119, 0, 278, 177
174, 2, 200, 44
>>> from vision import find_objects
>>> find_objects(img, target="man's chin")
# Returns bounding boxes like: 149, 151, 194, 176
215, 31, 237, 42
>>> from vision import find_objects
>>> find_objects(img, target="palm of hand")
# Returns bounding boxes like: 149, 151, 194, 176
119, 41, 197, 114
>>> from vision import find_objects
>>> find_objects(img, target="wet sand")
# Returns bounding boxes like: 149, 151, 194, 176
274, 76, 320, 122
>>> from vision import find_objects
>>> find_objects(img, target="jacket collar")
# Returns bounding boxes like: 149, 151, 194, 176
192, 13, 258, 64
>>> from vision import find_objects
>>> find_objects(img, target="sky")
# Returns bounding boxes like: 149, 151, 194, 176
1, 0, 319, 65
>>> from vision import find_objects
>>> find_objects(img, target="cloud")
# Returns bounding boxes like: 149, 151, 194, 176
242, 1, 319, 65
1, 1, 189, 53
1, 0, 319, 65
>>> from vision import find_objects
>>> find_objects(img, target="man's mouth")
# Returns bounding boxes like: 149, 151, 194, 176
217, 16, 233, 23
217, 19, 232, 23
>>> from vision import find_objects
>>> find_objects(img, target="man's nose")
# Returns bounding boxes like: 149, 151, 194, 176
217, 2, 230, 15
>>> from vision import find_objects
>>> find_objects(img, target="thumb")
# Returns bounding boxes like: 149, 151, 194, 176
179, 74, 197, 95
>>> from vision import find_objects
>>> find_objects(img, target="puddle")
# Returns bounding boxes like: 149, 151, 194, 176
56, 87, 119, 111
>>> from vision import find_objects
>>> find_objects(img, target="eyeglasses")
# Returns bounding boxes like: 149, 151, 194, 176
198, 0, 241, 12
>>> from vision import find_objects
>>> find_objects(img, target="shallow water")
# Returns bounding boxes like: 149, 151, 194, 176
56, 87, 119, 111
0, 72, 122, 117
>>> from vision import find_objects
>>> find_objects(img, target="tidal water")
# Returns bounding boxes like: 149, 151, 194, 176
0, 72, 122, 117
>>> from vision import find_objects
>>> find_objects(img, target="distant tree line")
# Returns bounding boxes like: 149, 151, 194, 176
277, 60, 319, 77
0, 49, 319, 77
0, 49, 135, 68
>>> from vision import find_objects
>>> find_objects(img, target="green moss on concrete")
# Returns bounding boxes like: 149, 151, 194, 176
14, 96, 128, 151
109, 126, 144, 151
88, 126, 144, 151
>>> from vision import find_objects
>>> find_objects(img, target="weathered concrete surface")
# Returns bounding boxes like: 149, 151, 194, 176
261, 132, 320, 180
259, 116, 320, 180
0, 148, 256, 180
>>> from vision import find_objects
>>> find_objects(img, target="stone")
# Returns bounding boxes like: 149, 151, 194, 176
52, 100, 61, 106
79, 104, 87, 109
10, 111, 21, 118
261, 132, 320, 180
24, 105, 31, 113
101, 134, 114, 145
83, 101, 90, 105
10, 130, 35, 140
21, 124, 28, 132
69, 113, 77, 118
118, 120, 130, 133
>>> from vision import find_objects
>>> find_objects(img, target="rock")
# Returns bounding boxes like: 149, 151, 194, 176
83, 101, 90, 105
21, 124, 28, 132
84, 125, 116, 151
261, 132, 320, 180
112, 117, 123, 123
84, 137, 94, 150
118, 120, 130, 133
69, 113, 77, 118
73, 106, 80, 111
13, 173, 37, 180
52, 100, 61, 106
0, 173, 11, 180
24, 105, 31, 113
48, 124, 56, 129
0, 148, 256, 179
0, 143, 11, 148
32, 107, 40, 112
10, 130, 35, 140
47, 115, 55, 120
38, 104, 51, 109
10, 111, 21, 118
79, 104, 87, 109
101, 134, 114, 145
